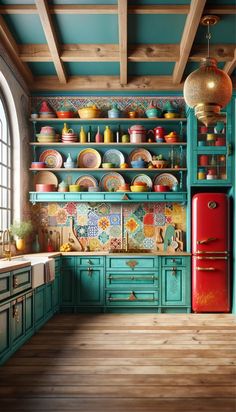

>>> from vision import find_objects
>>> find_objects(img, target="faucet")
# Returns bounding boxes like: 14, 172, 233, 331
2, 229, 11, 260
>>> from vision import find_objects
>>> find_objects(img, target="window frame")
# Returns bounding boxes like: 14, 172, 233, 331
0, 90, 12, 231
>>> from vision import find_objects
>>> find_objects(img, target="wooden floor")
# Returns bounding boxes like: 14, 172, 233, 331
0, 314, 236, 412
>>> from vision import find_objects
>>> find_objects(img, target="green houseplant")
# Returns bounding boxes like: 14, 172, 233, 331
10, 220, 33, 251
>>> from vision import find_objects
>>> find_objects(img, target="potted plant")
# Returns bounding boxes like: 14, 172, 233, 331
10, 220, 33, 251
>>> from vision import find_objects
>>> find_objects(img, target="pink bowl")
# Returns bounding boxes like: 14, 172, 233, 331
31, 162, 46, 169
36, 184, 56, 192
154, 185, 170, 192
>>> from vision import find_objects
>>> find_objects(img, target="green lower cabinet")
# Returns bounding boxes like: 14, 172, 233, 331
106, 290, 159, 307
60, 257, 75, 308
45, 282, 53, 317
52, 275, 60, 311
76, 267, 104, 307
34, 284, 45, 329
0, 301, 11, 360
25, 291, 34, 336
11, 296, 25, 347
161, 256, 191, 313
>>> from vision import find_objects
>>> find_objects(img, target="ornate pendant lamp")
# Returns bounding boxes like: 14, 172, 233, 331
183, 15, 233, 126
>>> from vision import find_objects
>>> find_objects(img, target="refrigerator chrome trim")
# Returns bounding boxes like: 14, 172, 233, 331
196, 267, 216, 271
196, 256, 228, 260
193, 251, 228, 255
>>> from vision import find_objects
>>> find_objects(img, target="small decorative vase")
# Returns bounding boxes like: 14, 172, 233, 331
104, 126, 113, 143
32, 234, 40, 253
16, 238, 26, 252
95, 126, 103, 143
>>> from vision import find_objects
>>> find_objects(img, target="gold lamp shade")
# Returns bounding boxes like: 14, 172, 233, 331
183, 57, 232, 126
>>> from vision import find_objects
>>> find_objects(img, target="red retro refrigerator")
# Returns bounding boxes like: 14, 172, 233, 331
192, 193, 230, 313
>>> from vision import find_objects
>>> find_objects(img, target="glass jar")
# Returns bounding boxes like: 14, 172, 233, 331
198, 168, 206, 180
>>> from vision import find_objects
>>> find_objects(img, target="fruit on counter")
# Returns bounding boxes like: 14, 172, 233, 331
60, 242, 72, 252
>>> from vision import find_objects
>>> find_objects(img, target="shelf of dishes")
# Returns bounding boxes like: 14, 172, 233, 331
30, 142, 187, 146
30, 147, 186, 170
29, 191, 188, 203
30, 117, 187, 122
32, 170, 185, 194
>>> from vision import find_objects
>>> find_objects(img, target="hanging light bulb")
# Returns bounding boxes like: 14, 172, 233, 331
183, 15, 232, 126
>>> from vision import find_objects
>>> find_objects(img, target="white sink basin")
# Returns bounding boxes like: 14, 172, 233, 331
13, 257, 48, 288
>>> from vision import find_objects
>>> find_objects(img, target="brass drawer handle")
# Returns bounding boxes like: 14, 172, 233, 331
87, 267, 93, 277
108, 275, 156, 281
86, 259, 93, 265
13, 306, 20, 323
172, 267, 177, 276
107, 297, 156, 302
13, 277, 19, 288
126, 260, 138, 270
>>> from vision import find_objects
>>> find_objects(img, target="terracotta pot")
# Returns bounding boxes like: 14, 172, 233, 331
16, 238, 26, 252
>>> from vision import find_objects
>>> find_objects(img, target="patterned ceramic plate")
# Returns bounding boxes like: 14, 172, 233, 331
75, 175, 98, 188
128, 148, 152, 164
77, 148, 101, 168
154, 173, 178, 189
99, 172, 125, 192
102, 149, 125, 168
39, 150, 63, 168
34, 171, 58, 186
131, 174, 153, 190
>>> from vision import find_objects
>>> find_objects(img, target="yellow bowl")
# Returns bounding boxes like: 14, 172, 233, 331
78, 107, 101, 119
164, 112, 180, 119
130, 185, 147, 192
69, 185, 80, 192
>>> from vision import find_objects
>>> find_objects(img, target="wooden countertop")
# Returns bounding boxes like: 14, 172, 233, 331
0, 260, 31, 273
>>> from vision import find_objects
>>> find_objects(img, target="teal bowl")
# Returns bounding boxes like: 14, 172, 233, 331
145, 107, 162, 118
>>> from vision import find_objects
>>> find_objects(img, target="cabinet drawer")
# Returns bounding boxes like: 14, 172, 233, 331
162, 257, 186, 267
105, 290, 158, 306
77, 257, 104, 267
0, 272, 11, 303
11, 267, 31, 296
106, 257, 156, 271
106, 272, 158, 287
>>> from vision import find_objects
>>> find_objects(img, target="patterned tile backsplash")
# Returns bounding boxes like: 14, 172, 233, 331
31, 202, 186, 252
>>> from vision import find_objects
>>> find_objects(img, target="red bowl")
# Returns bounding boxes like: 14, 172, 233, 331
31, 162, 46, 169
154, 185, 170, 192
56, 111, 74, 118
36, 184, 56, 192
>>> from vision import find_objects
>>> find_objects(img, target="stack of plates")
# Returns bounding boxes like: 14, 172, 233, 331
62, 133, 78, 143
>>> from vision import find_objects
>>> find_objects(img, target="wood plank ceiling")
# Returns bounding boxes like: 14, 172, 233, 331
0, 1, 235, 91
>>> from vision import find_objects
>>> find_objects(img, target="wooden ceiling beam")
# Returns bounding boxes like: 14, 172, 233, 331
204, 6, 236, 15
223, 48, 236, 75
172, 0, 207, 84
0, 15, 34, 83
35, 0, 67, 84
118, 0, 128, 85
30, 75, 184, 91
19, 43, 235, 63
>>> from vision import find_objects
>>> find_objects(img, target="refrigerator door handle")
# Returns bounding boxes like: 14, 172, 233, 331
196, 256, 228, 260
194, 251, 228, 255
196, 267, 216, 271
197, 237, 217, 245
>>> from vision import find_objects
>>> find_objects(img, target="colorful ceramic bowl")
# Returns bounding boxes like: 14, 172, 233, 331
131, 160, 146, 168
31, 162, 46, 169
69, 185, 80, 192
56, 111, 74, 118
102, 163, 115, 168
78, 107, 101, 119
35, 184, 56, 192
130, 185, 147, 192
154, 185, 170, 192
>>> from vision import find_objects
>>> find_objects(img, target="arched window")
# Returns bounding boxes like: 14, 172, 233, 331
0, 93, 12, 231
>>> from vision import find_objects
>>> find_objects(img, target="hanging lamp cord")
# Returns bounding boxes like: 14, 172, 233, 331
206, 21, 211, 58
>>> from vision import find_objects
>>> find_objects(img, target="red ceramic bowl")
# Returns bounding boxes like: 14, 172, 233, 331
56, 111, 74, 118
154, 185, 170, 192
36, 184, 56, 192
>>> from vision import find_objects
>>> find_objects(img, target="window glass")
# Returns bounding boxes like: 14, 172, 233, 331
0, 96, 12, 231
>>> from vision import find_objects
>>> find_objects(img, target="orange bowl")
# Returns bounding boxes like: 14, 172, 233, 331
133, 181, 147, 187
36, 184, 56, 192
56, 111, 74, 118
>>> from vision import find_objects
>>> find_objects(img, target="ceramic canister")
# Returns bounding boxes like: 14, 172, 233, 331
199, 155, 208, 166
128, 125, 146, 143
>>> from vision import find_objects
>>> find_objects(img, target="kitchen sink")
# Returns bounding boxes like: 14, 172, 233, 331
13, 256, 48, 288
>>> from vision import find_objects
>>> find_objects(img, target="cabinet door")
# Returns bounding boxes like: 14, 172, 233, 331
0, 302, 11, 359
76, 267, 103, 306
34, 285, 45, 326
161, 267, 186, 306
25, 291, 34, 334
11, 297, 24, 347
61, 259, 75, 306
45, 283, 53, 315
52, 276, 60, 310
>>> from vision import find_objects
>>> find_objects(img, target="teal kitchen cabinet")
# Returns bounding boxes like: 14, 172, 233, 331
0, 271, 11, 302
188, 105, 233, 186
161, 256, 191, 313
105, 256, 159, 311
25, 290, 34, 337
75, 257, 104, 311
45, 282, 53, 318
60, 257, 75, 310
34, 284, 45, 329
11, 266, 31, 297
11, 295, 25, 348
0, 301, 11, 360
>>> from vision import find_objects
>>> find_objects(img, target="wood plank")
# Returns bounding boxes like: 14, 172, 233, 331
173, 0, 207, 84
224, 48, 236, 75
30, 75, 184, 91
35, 0, 67, 83
190, 44, 236, 62
118, 0, 127, 85
0, 15, 33, 83
1, 314, 236, 412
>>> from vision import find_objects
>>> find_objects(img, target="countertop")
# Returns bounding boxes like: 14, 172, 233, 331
0, 251, 191, 273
